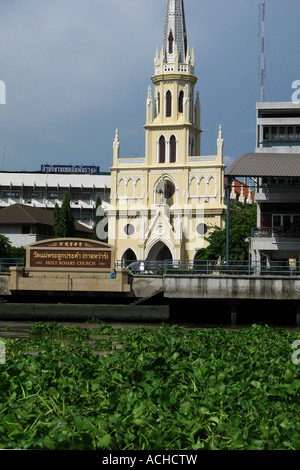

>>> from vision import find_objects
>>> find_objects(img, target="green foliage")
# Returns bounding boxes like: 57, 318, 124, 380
0, 235, 25, 262
9, 245, 26, 260
53, 203, 62, 238
53, 192, 75, 238
196, 202, 257, 261
0, 235, 14, 258
1, 323, 299, 450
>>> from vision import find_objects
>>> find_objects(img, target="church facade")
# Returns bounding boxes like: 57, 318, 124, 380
107, 0, 226, 263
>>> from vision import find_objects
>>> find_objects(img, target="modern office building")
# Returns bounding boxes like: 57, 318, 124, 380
256, 102, 300, 153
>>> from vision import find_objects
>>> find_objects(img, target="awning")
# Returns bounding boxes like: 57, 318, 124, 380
226, 153, 300, 178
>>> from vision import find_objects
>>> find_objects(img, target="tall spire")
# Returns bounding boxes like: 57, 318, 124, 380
163, 0, 187, 64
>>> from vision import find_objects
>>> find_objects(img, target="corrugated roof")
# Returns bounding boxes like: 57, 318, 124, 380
226, 153, 300, 178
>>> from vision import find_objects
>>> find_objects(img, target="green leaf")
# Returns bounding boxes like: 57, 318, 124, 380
74, 416, 94, 431
215, 383, 226, 394
198, 407, 210, 415
44, 435, 56, 450
97, 434, 111, 448
250, 380, 261, 389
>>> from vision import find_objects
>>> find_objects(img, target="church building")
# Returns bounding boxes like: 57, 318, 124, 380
107, 0, 226, 263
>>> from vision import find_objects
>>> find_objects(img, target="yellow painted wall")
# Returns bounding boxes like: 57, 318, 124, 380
107, 37, 226, 263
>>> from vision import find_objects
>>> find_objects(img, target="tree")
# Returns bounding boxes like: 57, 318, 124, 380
60, 191, 75, 237
53, 192, 75, 238
195, 202, 257, 261
0, 235, 14, 258
0, 235, 25, 262
53, 203, 63, 238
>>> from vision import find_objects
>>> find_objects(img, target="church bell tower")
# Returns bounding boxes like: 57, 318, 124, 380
108, 0, 226, 263
145, 0, 201, 166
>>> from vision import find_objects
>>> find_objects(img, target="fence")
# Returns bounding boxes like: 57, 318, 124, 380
116, 259, 300, 277
252, 227, 300, 238
0, 258, 24, 274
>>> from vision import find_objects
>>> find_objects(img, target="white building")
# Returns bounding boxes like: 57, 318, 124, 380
0, 170, 111, 229
228, 102, 300, 266
256, 102, 300, 153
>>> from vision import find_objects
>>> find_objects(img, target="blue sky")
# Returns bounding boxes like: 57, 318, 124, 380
0, 0, 299, 172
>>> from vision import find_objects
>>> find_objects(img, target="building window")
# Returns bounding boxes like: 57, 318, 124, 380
271, 127, 278, 140
157, 92, 160, 115
189, 137, 195, 156
124, 223, 135, 237
22, 225, 30, 234
178, 90, 184, 113
279, 127, 285, 140
196, 223, 208, 236
166, 90, 172, 117
164, 180, 175, 199
170, 135, 176, 163
159, 136, 166, 163
263, 126, 269, 140
168, 30, 174, 54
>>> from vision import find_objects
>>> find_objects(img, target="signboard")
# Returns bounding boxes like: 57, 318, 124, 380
41, 164, 100, 175
27, 239, 114, 270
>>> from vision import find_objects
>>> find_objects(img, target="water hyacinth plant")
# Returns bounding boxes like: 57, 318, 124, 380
0, 322, 299, 450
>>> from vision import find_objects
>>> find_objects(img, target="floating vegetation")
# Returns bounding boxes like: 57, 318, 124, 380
0, 322, 299, 450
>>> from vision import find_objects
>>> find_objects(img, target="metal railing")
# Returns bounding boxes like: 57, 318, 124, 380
116, 259, 300, 277
252, 226, 300, 238
0, 258, 24, 274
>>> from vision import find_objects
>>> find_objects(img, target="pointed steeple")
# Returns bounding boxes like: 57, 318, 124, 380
154, 0, 194, 76
163, 0, 187, 64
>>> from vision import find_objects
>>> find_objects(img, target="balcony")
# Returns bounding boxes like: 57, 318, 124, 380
251, 226, 300, 255
252, 226, 300, 239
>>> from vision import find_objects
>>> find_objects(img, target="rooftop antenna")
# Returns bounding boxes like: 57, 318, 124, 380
259, 2, 266, 102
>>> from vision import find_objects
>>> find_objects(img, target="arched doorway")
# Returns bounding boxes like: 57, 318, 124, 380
147, 241, 173, 261
122, 248, 137, 266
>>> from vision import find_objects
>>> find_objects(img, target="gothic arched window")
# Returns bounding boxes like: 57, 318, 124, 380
166, 90, 172, 117
159, 136, 166, 163
157, 92, 160, 115
170, 135, 176, 163
178, 90, 184, 113
168, 30, 174, 54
